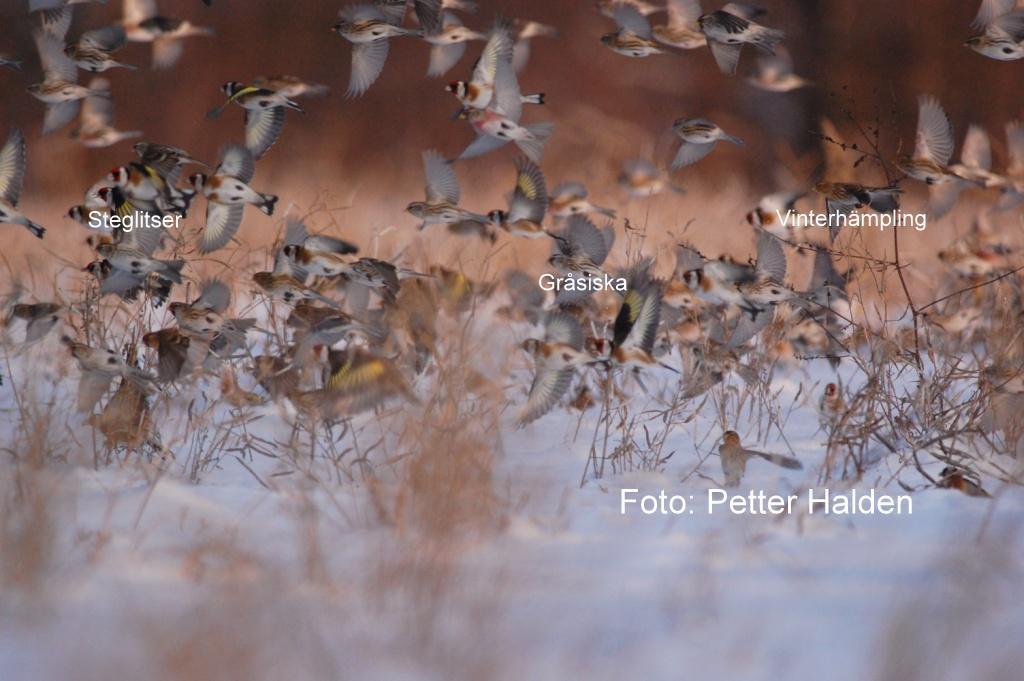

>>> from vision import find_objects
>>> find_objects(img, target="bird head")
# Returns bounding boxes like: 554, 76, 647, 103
188, 173, 207, 189
585, 337, 612, 359
446, 81, 467, 97
824, 382, 837, 398
221, 81, 243, 96
721, 430, 741, 446
108, 167, 128, 186
521, 338, 540, 355
681, 269, 703, 289
405, 201, 425, 217
281, 244, 301, 259
487, 209, 506, 225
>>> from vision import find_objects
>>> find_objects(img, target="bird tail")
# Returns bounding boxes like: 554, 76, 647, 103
285, 98, 305, 114
259, 193, 279, 215
159, 259, 186, 284
866, 187, 901, 213
25, 220, 45, 239
522, 92, 545, 105
724, 133, 745, 146
593, 204, 617, 218
515, 121, 554, 163
753, 28, 785, 53
753, 451, 803, 470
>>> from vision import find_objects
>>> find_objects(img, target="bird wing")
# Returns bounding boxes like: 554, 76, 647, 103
1006, 120, 1024, 175
99, 269, 144, 298
78, 370, 114, 412
490, 48, 522, 120
195, 279, 231, 313
517, 367, 573, 426
674, 243, 707, 276
152, 37, 184, 70
199, 203, 245, 253
81, 25, 128, 51
615, 286, 660, 352
707, 39, 741, 75
472, 18, 513, 86
755, 229, 787, 282
721, 3, 767, 20
972, 0, 1017, 29
551, 180, 587, 201
305, 235, 359, 254
347, 38, 389, 98
124, 0, 158, 25
563, 214, 611, 264
614, 3, 653, 39
428, 41, 467, 78
118, 218, 165, 256
79, 78, 114, 133
457, 133, 509, 161
245, 106, 285, 160
809, 248, 846, 290
508, 157, 547, 222
423, 149, 460, 203
543, 311, 584, 349
914, 96, 954, 166
44, 101, 81, 135
960, 124, 992, 170
216, 144, 256, 183
0, 128, 27, 207
40, 6, 72, 40
667, 0, 702, 28
35, 30, 76, 84
671, 140, 716, 169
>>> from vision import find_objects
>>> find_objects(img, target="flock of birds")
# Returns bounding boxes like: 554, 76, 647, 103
0, 0, 1020, 494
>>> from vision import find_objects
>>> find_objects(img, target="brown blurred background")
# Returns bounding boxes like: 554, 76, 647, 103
0, 0, 1020, 283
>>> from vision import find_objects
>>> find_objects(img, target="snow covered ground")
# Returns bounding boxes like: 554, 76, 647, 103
1, 334, 1022, 681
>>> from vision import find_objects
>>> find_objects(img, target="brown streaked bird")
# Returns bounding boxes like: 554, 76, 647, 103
253, 352, 304, 400
407, 149, 490, 234
220, 368, 264, 408
718, 430, 803, 487
122, 0, 215, 70
618, 159, 684, 198
895, 95, 957, 186
653, 0, 707, 50
252, 271, 341, 308
8, 302, 62, 342
670, 117, 744, 169
698, 7, 785, 75
937, 466, 991, 498
549, 181, 616, 220
601, 3, 668, 57
89, 373, 154, 450
142, 327, 203, 383
812, 181, 901, 242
